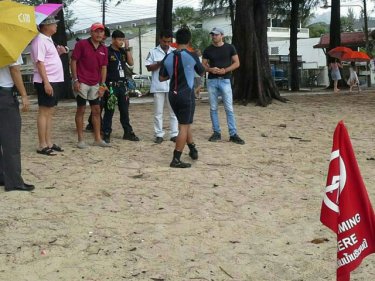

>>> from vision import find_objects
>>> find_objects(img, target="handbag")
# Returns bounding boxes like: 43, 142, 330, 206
126, 78, 136, 90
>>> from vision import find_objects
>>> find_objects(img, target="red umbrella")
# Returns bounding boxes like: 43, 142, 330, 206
341, 51, 371, 62
328, 46, 353, 60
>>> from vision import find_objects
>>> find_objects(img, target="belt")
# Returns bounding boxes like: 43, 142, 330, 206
108, 81, 127, 87
0, 86, 13, 92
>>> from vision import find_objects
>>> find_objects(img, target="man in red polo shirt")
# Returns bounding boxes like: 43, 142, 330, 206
71, 23, 110, 148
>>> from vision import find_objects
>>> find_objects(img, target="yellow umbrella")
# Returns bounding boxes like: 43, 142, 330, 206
0, 0, 38, 68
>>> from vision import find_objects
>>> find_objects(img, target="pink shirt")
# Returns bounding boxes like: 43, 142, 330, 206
71, 38, 108, 86
31, 33, 64, 83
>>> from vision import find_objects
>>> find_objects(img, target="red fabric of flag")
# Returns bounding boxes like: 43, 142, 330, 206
320, 121, 375, 280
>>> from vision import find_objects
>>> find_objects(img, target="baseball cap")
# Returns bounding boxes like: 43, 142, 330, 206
91, 23, 105, 31
40, 16, 60, 25
210, 27, 224, 35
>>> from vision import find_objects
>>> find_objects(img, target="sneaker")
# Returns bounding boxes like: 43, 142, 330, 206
77, 141, 88, 149
154, 137, 164, 144
85, 123, 93, 132
229, 134, 245, 145
93, 140, 112, 147
103, 134, 111, 143
170, 136, 177, 142
188, 145, 198, 160
123, 133, 140, 141
208, 132, 221, 142
170, 158, 191, 168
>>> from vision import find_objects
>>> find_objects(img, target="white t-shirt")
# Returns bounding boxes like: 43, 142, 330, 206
0, 56, 23, 88
145, 45, 175, 93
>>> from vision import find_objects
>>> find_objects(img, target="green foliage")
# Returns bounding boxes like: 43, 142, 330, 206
268, 0, 321, 28
340, 8, 355, 32
307, 22, 329, 37
173, 6, 197, 28
191, 29, 211, 51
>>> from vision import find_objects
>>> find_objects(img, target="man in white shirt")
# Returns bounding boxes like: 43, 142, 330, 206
0, 56, 35, 192
145, 30, 178, 144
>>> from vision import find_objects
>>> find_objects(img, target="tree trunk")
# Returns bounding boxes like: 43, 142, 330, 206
327, 0, 341, 88
232, 0, 286, 106
47, 0, 73, 99
155, 0, 173, 46
329, 0, 341, 50
289, 0, 299, 91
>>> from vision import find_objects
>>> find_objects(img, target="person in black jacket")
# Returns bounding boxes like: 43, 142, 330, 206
102, 30, 139, 143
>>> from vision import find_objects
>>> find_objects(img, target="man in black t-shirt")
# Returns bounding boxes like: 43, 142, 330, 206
202, 27, 245, 145
102, 30, 139, 143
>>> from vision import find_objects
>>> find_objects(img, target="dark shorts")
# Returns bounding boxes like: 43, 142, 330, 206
168, 89, 195, 124
76, 95, 101, 107
34, 82, 60, 107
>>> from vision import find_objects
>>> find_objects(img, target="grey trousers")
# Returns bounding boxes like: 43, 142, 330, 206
0, 88, 24, 189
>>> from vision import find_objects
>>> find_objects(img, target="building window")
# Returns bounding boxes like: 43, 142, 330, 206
271, 47, 279, 55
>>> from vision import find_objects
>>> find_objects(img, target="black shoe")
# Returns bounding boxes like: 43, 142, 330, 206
103, 133, 111, 143
170, 136, 177, 142
209, 132, 221, 142
229, 134, 245, 145
154, 137, 164, 144
85, 123, 93, 132
0, 181, 4, 186
5, 183, 35, 192
188, 145, 198, 160
123, 133, 140, 141
170, 159, 191, 168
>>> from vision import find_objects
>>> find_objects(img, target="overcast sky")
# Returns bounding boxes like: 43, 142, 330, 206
69, 0, 375, 31
70, 0, 202, 31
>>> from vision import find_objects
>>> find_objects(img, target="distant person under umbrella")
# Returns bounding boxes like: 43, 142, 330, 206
329, 59, 343, 93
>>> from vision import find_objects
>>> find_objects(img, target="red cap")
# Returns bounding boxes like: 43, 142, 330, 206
91, 23, 105, 31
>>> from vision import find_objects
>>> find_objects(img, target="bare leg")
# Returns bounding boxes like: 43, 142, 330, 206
37, 106, 50, 148
333, 80, 339, 93
91, 104, 102, 142
46, 107, 55, 147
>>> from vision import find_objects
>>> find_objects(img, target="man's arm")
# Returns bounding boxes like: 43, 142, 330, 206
9, 65, 29, 112
159, 62, 169, 82
202, 58, 221, 75
146, 61, 162, 72
224, 54, 240, 73
145, 51, 162, 72
100, 65, 107, 84
159, 74, 169, 82
36, 61, 53, 95
70, 59, 80, 92
124, 39, 134, 66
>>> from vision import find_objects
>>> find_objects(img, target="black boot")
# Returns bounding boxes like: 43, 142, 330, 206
103, 133, 111, 143
188, 143, 198, 160
170, 150, 191, 168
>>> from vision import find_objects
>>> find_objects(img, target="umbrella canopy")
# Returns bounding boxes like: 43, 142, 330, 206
0, 1, 38, 68
328, 46, 353, 60
341, 51, 371, 62
35, 3, 63, 25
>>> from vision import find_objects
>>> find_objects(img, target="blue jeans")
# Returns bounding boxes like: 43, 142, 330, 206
207, 78, 237, 136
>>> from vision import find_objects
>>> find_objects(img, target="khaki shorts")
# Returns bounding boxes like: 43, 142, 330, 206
74, 82, 99, 100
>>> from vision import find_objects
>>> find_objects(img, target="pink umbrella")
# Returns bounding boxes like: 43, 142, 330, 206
35, 3, 63, 25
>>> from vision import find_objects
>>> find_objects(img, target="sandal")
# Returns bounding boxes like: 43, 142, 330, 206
37, 147, 57, 156
50, 144, 64, 152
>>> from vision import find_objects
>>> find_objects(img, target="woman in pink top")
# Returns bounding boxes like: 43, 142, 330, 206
31, 16, 66, 156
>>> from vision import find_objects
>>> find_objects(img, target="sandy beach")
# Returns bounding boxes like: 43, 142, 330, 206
1, 91, 375, 281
